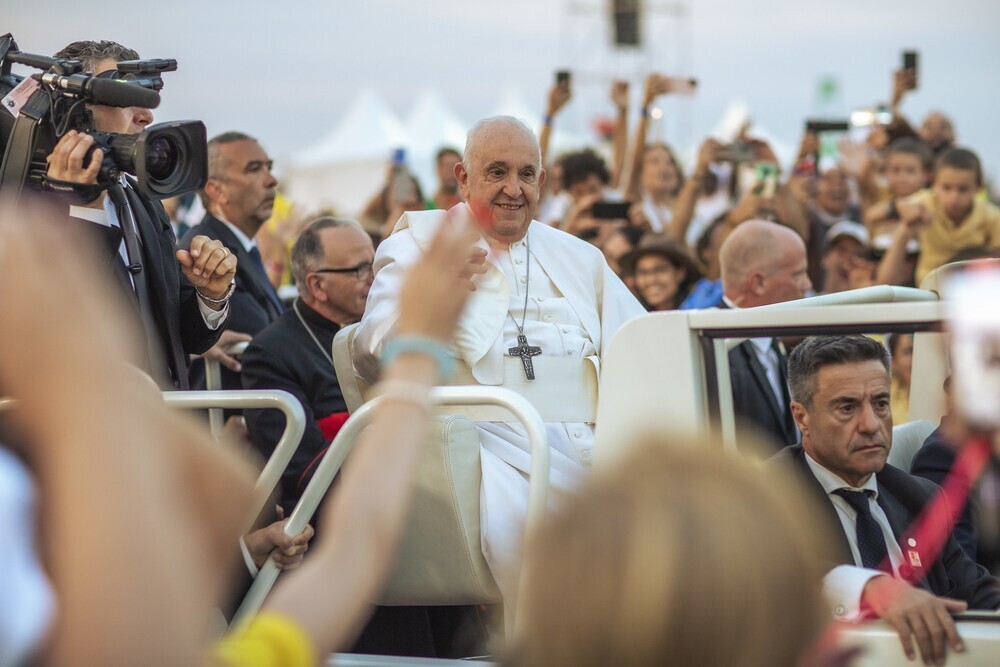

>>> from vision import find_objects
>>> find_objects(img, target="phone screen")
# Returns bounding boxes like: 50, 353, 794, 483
591, 201, 631, 220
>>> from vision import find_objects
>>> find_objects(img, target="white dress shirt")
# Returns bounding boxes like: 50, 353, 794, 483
806, 452, 905, 620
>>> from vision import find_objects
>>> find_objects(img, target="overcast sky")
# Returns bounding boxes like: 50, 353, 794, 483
7, 0, 1000, 185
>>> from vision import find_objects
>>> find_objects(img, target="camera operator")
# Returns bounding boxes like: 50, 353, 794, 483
43, 40, 235, 390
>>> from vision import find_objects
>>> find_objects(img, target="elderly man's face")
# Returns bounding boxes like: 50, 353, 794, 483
209, 139, 278, 230
456, 125, 545, 243
793, 360, 892, 487
309, 226, 375, 324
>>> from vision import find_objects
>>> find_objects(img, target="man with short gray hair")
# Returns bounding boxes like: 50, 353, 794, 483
182, 131, 282, 390
770, 334, 1000, 666
354, 116, 644, 614
242, 217, 374, 502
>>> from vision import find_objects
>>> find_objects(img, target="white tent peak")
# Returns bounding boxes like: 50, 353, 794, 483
405, 89, 468, 156
489, 87, 538, 128
293, 88, 408, 167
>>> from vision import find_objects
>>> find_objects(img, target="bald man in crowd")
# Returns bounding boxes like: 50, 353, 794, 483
718, 219, 812, 453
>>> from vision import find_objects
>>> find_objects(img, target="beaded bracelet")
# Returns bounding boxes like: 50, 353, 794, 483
381, 335, 456, 381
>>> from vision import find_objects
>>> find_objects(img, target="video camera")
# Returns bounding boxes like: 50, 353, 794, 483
0, 33, 207, 201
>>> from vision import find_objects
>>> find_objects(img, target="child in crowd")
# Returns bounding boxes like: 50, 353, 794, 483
864, 137, 934, 244
877, 147, 1000, 286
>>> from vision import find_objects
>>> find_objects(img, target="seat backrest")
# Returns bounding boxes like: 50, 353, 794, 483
331, 322, 367, 413
888, 420, 935, 472
380, 414, 501, 604
330, 323, 501, 605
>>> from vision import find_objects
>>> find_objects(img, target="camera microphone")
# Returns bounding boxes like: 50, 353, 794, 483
38, 72, 161, 109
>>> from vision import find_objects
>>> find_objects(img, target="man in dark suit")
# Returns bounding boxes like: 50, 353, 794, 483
241, 217, 372, 504
182, 132, 283, 390
718, 219, 811, 452
770, 335, 1000, 665
44, 41, 235, 389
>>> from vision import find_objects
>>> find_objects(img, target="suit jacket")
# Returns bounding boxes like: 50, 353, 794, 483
769, 445, 1000, 609
910, 425, 979, 562
72, 182, 224, 389
241, 301, 348, 504
716, 299, 797, 451
181, 213, 283, 390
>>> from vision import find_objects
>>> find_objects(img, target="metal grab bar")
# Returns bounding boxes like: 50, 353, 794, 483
201, 341, 251, 437
163, 389, 306, 528
231, 385, 550, 629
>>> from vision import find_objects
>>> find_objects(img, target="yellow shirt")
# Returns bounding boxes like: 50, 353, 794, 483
209, 612, 316, 667
914, 191, 1000, 285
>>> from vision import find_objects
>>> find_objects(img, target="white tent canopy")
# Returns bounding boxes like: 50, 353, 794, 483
404, 90, 468, 196
293, 89, 408, 166
286, 89, 478, 216
285, 89, 410, 216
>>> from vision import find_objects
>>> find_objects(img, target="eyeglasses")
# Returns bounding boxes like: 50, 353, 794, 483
313, 262, 374, 281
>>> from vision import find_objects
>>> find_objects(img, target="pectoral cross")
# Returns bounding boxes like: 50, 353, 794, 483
508, 333, 542, 380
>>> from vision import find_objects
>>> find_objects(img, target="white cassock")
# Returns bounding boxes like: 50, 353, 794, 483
353, 206, 644, 612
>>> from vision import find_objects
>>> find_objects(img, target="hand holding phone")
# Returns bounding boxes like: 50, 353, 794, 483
548, 71, 572, 117
902, 51, 919, 90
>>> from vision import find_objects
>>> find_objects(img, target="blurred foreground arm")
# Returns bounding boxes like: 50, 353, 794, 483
256, 215, 478, 653
0, 196, 256, 666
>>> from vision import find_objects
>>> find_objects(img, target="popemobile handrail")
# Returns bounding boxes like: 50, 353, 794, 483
201, 341, 251, 437
231, 385, 550, 631
163, 389, 306, 530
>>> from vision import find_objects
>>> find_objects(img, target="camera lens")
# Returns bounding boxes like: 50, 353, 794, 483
145, 136, 180, 180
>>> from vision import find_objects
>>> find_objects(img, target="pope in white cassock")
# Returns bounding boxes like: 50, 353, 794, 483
353, 116, 645, 612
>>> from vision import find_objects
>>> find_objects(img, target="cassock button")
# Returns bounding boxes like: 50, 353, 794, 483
566, 350, 574, 356
562, 327, 570, 333
520, 276, 527, 284
515, 258, 523, 264
573, 432, 582, 438
834, 605, 846, 617
907, 538, 917, 547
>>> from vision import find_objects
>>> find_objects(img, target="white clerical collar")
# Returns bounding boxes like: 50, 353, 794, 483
214, 214, 256, 253
804, 450, 879, 500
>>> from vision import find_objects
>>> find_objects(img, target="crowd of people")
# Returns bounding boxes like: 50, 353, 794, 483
1, 36, 999, 667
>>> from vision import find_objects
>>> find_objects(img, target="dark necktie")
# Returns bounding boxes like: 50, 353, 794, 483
248, 246, 284, 314
834, 488, 892, 573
